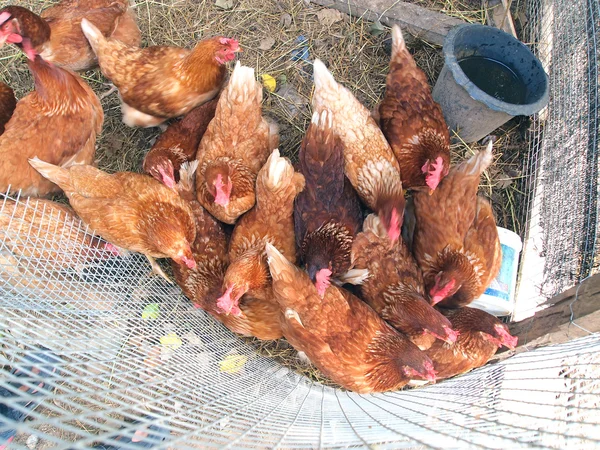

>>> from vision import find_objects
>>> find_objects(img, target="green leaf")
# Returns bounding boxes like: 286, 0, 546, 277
160, 333, 183, 350
219, 354, 248, 374
142, 303, 160, 320
369, 20, 385, 36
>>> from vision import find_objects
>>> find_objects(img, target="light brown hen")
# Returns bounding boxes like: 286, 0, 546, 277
266, 243, 436, 393
408, 141, 502, 308
215, 150, 304, 340
0, 1, 140, 71
29, 158, 197, 283
196, 62, 279, 224
0, 56, 103, 197
81, 18, 239, 127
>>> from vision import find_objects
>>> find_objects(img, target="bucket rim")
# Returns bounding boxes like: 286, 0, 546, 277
443, 23, 550, 117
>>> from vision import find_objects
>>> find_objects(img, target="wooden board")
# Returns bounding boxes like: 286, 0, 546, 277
483, 0, 518, 38
310, 0, 466, 46
496, 274, 600, 359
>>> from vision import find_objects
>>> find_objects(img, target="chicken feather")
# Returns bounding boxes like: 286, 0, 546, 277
378, 25, 450, 193
266, 242, 436, 393
312, 59, 405, 244
0, 56, 103, 197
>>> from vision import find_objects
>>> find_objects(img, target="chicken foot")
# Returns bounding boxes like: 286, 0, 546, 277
100, 83, 118, 100
145, 255, 173, 284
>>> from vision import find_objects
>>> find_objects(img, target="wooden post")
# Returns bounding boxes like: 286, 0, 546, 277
310, 0, 466, 46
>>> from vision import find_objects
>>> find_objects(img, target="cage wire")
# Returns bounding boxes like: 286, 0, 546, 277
1, 0, 600, 448
514, 0, 600, 320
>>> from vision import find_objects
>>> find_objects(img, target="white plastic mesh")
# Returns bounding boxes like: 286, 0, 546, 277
1, 192, 599, 449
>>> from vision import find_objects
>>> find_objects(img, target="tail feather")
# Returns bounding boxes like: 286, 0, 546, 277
28, 158, 72, 192
362, 214, 387, 239
312, 59, 340, 110
391, 25, 407, 57
80, 18, 105, 54
267, 119, 279, 151
262, 149, 293, 191
177, 160, 200, 196
265, 242, 294, 281
302, 109, 339, 166
459, 140, 494, 176
227, 61, 260, 103
336, 268, 370, 285
313, 59, 337, 93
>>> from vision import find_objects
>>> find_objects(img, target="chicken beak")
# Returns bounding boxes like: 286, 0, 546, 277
428, 188, 434, 196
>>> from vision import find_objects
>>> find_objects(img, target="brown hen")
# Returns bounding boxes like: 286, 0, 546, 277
81, 18, 240, 127
425, 307, 517, 380
294, 109, 365, 297
266, 243, 436, 393
0, 81, 16, 136
312, 59, 405, 245
143, 97, 218, 188
215, 150, 304, 341
378, 25, 450, 193
29, 158, 197, 283
0, 1, 140, 71
352, 214, 459, 350
172, 162, 279, 340
0, 56, 103, 197
196, 62, 279, 224
408, 141, 502, 308
0, 196, 120, 309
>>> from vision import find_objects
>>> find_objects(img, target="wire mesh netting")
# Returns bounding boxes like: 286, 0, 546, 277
515, 0, 600, 319
1, 0, 600, 448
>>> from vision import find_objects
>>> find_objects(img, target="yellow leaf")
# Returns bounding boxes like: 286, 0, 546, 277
261, 74, 277, 93
160, 333, 182, 350
219, 354, 248, 374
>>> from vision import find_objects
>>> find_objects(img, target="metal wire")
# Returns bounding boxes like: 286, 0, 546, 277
0, 194, 599, 449
515, 0, 600, 320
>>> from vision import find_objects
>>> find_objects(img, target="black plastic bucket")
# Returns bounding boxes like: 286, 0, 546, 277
432, 24, 549, 143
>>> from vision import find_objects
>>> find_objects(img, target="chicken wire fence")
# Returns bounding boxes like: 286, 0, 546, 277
1, 0, 600, 448
514, 0, 600, 319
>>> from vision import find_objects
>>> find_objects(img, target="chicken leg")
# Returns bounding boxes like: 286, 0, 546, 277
146, 255, 172, 284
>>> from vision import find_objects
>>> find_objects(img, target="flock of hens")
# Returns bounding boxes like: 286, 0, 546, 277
0, 1, 518, 394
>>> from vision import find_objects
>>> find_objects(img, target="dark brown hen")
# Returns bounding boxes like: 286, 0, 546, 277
352, 214, 458, 350
294, 109, 364, 297
143, 97, 218, 188
425, 307, 517, 380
